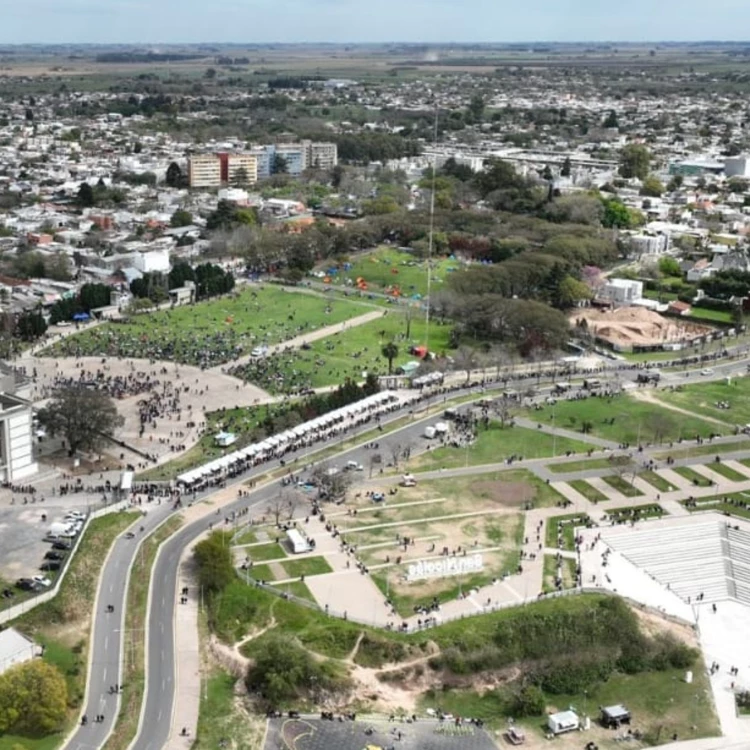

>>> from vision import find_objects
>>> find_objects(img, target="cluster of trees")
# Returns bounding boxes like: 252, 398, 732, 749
699, 269, 750, 300
332, 132, 422, 164
49, 282, 113, 324
75, 181, 128, 208
10, 249, 71, 281
433, 596, 696, 698
0, 660, 68, 737
130, 262, 234, 304
0, 309, 48, 357
245, 634, 350, 706
205, 199, 259, 231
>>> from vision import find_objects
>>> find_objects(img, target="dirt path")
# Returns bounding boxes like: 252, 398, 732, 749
631, 389, 732, 428
210, 308, 386, 373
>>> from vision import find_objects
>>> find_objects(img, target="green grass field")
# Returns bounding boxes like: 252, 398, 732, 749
655, 378, 750, 427
41, 286, 370, 367
639, 470, 678, 492
683, 497, 750, 519
405, 424, 595, 472
601, 475, 644, 497
655, 440, 750, 460
607, 504, 665, 522
545, 513, 592, 550
674, 466, 714, 487
281, 556, 333, 579
228, 310, 454, 393
546, 457, 615, 474
705, 461, 748, 482
530, 394, 726, 445
567, 479, 609, 503
320, 247, 462, 298
244, 542, 288, 562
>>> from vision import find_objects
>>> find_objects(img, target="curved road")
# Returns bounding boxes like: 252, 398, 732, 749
77, 353, 750, 750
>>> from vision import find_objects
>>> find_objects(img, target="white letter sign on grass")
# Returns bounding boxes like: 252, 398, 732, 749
407, 554, 484, 581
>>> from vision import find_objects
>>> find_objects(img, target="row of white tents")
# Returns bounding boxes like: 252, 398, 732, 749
176, 390, 401, 487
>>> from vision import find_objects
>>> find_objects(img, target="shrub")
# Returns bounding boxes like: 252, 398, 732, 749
511, 684, 546, 717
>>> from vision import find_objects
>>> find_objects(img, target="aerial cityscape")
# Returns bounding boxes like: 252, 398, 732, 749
2, 9, 750, 750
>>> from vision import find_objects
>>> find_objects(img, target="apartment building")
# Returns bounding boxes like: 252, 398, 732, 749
305, 141, 338, 171
225, 153, 258, 186
188, 154, 221, 188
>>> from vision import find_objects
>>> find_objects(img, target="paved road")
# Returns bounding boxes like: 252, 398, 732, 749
106, 360, 750, 749
65, 503, 176, 750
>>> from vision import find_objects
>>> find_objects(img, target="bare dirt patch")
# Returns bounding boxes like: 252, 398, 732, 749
468, 480, 534, 508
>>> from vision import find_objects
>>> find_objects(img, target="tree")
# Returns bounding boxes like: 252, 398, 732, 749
76, 182, 95, 208
266, 489, 300, 526
193, 531, 234, 594
79, 282, 112, 311
602, 198, 638, 229
666, 174, 683, 192
330, 164, 344, 188
0, 660, 67, 736
608, 454, 636, 484
619, 144, 651, 180
603, 109, 619, 128
491, 396, 517, 428
467, 94, 485, 122
37, 386, 124, 457
15, 309, 47, 341
310, 465, 352, 503
204, 67, 217, 79
640, 175, 665, 198
658, 256, 682, 277
560, 157, 572, 177
381, 341, 399, 375
170, 208, 193, 227
453, 345, 482, 384
165, 161, 184, 188
271, 153, 289, 175
232, 166, 250, 187
557, 275, 593, 308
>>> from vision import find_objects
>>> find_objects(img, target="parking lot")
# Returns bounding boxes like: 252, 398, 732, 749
264, 718, 500, 750
0, 481, 114, 598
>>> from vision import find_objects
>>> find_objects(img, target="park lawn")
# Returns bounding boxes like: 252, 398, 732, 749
567, 479, 609, 503
417, 468, 568, 511
418, 658, 718, 741
542, 556, 577, 593
683, 498, 750, 520
193, 670, 265, 750
674, 466, 714, 487
530, 394, 726, 445
245, 563, 275, 582
546, 457, 615, 474
230, 311, 454, 394
281, 556, 333, 579
406, 424, 594, 472
545, 513, 591, 551
655, 378, 750, 427
601, 475, 644, 497
689, 307, 733, 324
607, 504, 666, 522
321, 247, 463, 298
655, 440, 750, 460
244, 542, 288, 562
232, 527, 257, 545
703, 461, 748, 482
639, 470, 678, 492
41, 285, 369, 366
279, 580, 316, 603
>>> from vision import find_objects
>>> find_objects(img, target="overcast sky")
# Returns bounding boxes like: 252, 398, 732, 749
2, 0, 750, 44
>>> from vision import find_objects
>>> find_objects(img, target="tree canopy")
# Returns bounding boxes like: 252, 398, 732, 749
37, 386, 124, 456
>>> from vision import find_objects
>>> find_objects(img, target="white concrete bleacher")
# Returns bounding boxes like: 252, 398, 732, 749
583, 514, 750, 609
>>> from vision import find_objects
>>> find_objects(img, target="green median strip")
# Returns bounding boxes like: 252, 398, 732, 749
103, 516, 184, 750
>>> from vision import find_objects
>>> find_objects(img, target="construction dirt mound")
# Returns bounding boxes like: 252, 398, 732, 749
571, 306, 712, 350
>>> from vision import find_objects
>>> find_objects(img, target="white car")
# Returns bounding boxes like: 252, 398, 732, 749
65, 511, 86, 520
32, 576, 51, 587
251, 345, 269, 358
701, 368, 714, 376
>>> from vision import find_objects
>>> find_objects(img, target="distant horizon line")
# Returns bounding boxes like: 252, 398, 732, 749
2, 39, 750, 47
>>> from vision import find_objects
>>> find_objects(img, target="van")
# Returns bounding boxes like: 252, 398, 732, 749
423, 426, 437, 439
400, 474, 417, 487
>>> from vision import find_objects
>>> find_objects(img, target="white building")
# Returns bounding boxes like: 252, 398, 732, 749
599, 279, 644, 306
0, 628, 40, 675
134, 249, 170, 274
0, 392, 38, 482
724, 156, 750, 178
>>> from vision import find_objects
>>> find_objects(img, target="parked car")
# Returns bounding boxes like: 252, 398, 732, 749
64, 511, 86, 522
44, 550, 65, 561
32, 575, 52, 588
52, 540, 72, 550
40, 561, 61, 572
2, 588, 15, 599
15, 578, 37, 591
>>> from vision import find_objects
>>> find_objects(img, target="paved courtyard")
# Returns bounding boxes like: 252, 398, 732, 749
263, 718, 499, 750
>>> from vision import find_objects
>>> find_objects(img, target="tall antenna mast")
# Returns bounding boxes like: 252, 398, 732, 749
424, 105, 438, 353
